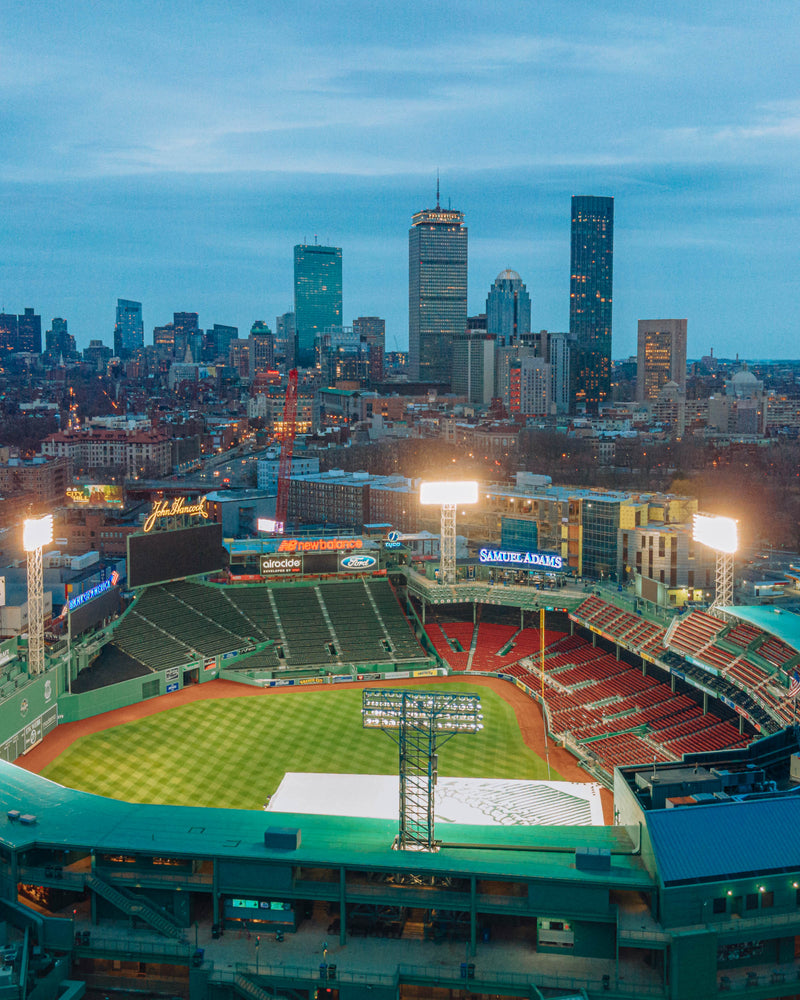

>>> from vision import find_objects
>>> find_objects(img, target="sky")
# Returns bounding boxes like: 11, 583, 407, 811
1, 1, 800, 359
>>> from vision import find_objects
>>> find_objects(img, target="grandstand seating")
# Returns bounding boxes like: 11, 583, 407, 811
724, 623, 762, 649
667, 611, 727, 659
489, 623, 753, 779
756, 635, 798, 670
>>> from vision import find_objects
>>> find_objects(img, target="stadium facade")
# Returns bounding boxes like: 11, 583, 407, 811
2, 522, 800, 999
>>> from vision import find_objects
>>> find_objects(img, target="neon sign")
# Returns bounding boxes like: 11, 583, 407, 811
68, 572, 120, 612
143, 497, 209, 533
277, 537, 362, 552
479, 547, 563, 570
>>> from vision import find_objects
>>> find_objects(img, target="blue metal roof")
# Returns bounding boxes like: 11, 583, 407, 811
647, 796, 800, 885
721, 605, 800, 655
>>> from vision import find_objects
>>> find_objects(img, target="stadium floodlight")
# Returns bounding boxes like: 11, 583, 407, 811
23, 514, 53, 677
419, 481, 479, 506
693, 513, 738, 617
693, 514, 738, 555
362, 688, 483, 851
23, 514, 53, 552
419, 481, 478, 585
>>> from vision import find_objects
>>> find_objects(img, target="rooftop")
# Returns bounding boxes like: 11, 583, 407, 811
722, 604, 800, 654
0, 761, 649, 887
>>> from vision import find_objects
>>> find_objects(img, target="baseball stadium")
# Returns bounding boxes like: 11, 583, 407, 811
2, 504, 800, 1000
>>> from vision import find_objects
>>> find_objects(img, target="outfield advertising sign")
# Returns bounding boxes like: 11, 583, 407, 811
479, 547, 563, 570
260, 554, 303, 576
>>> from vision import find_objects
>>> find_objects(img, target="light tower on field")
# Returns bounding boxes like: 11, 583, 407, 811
419, 481, 478, 585
23, 514, 53, 675
362, 688, 483, 851
693, 513, 738, 619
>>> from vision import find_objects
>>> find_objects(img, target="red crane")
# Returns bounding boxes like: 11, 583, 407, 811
275, 368, 299, 533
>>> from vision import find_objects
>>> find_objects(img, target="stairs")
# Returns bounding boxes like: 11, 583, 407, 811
85, 874, 183, 939
234, 974, 282, 1000
362, 580, 396, 653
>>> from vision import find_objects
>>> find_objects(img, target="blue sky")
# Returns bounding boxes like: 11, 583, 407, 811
2, 1, 799, 358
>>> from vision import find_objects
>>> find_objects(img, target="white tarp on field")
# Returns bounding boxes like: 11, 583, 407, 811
267, 773, 604, 826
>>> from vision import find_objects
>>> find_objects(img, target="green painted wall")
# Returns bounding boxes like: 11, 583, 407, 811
669, 932, 717, 999
528, 880, 611, 918
573, 918, 615, 958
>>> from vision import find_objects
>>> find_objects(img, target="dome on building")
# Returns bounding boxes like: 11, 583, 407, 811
496, 268, 522, 283
727, 366, 763, 398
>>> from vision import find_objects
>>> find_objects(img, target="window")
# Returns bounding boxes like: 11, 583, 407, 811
712, 897, 727, 914
745, 893, 759, 910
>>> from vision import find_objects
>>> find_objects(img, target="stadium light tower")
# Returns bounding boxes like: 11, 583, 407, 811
23, 514, 53, 676
693, 513, 738, 618
362, 688, 483, 851
419, 481, 478, 585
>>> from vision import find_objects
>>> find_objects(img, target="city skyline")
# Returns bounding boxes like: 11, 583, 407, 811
1, 2, 799, 359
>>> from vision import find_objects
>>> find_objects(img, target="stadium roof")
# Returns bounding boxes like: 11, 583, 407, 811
722, 605, 800, 654
0, 762, 650, 887
647, 795, 800, 886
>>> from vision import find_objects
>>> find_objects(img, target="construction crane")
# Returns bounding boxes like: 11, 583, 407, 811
274, 368, 299, 533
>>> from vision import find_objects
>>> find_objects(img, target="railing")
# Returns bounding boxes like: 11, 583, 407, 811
214, 958, 665, 997
718, 965, 800, 993
18, 867, 86, 891
73, 931, 192, 961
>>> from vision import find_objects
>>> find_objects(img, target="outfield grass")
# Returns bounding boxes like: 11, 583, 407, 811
40, 683, 560, 809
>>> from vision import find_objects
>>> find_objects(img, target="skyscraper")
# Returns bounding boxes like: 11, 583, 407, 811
275, 312, 296, 365
408, 193, 467, 383
636, 319, 687, 401
114, 299, 144, 358
294, 244, 342, 366
451, 330, 496, 406
17, 307, 41, 354
486, 269, 531, 345
569, 196, 613, 413
249, 322, 275, 378
353, 316, 385, 384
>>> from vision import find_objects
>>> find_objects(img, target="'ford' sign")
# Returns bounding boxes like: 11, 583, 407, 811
341, 554, 377, 570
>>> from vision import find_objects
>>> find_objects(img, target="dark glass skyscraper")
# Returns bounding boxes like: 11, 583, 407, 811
408, 199, 467, 383
114, 299, 143, 358
17, 307, 41, 354
569, 196, 613, 413
294, 244, 342, 366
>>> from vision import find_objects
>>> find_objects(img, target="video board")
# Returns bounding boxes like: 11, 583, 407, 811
127, 522, 227, 588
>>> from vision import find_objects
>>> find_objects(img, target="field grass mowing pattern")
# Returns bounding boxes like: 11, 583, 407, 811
41, 683, 560, 810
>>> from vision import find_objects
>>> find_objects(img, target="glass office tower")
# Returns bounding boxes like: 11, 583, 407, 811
569, 196, 613, 413
486, 269, 531, 345
114, 299, 144, 358
409, 200, 467, 383
294, 244, 342, 366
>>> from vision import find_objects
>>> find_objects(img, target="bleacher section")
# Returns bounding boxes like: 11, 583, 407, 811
0, 659, 32, 701
101, 578, 428, 684
426, 620, 565, 673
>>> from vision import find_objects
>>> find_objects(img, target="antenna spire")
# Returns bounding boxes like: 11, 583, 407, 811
436, 169, 440, 209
